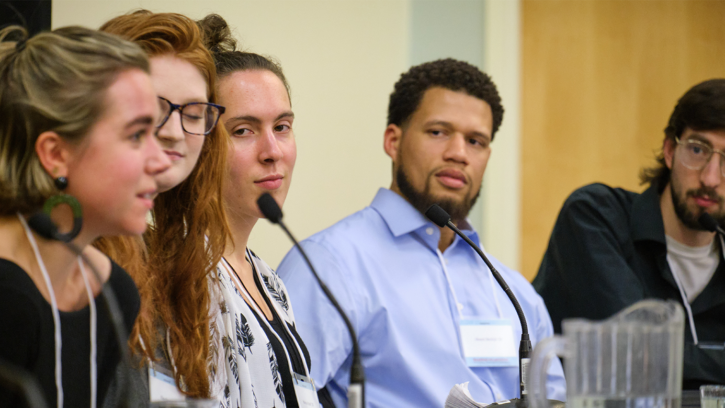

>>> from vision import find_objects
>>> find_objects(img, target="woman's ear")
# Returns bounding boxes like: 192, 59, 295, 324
35, 131, 72, 178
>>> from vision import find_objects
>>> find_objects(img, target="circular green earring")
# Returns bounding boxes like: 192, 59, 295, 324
42, 176, 83, 242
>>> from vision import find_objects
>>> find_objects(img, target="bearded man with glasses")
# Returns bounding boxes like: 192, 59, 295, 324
534, 79, 725, 390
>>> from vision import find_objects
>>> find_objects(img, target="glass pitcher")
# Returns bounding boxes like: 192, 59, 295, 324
528, 299, 685, 408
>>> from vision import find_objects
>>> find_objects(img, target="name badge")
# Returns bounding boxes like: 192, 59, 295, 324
293, 373, 320, 408
149, 365, 186, 402
460, 319, 517, 367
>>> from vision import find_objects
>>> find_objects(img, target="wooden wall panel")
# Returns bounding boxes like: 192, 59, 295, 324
522, 0, 725, 280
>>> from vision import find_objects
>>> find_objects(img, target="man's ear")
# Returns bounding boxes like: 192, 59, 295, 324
663, 137, 676, 170
384, 124, 403, 162
35, 131, 72, 179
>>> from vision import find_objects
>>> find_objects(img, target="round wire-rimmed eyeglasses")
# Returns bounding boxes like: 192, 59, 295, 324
156, 96, 226, 136
675, 136, 725, 177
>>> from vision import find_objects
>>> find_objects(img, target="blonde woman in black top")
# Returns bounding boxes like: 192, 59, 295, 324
0, 26, 169, 407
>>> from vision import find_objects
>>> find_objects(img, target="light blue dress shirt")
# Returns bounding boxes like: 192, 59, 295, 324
277, 188, 566, 408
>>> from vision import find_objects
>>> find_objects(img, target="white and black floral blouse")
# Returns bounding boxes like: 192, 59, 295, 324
209, 248, 311, 408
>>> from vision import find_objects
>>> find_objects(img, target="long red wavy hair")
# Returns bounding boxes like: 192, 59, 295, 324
96, 10, 229, 398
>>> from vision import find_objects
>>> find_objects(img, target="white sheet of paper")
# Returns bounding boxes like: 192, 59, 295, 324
460, 319, 518, 367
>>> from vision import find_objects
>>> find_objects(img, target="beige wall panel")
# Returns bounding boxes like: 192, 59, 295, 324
521, 0, 725, 280
54, 1, 409, 268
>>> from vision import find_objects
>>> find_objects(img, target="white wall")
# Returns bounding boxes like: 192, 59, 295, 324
53, 0, 521, 271
482, 0, 521, 271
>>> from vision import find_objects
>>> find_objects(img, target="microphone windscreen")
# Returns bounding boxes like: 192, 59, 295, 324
425, 204, 450, 227
27, 213, 58, 240
257, 193, 283, 223
698, 212, 719, 232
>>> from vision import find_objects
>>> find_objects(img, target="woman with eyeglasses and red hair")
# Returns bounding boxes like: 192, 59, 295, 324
96, 10, 230, 406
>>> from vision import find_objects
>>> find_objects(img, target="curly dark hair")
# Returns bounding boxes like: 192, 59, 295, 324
387, 58, 504, 139
640, 78, 725, 192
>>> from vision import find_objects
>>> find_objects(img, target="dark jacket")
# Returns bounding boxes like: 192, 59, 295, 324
534, 183, 725, 389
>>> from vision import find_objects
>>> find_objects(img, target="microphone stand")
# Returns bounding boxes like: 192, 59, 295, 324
27, 213, 133, 408
257, 193, 365, 408
425, 205, 531, 406
0, 358, 49, 408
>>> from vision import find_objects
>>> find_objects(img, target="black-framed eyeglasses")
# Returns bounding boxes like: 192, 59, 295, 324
156, 96, 226, 136
675, 136, 725, 177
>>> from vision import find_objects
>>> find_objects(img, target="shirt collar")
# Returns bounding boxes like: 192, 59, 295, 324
631, 184, 666, 244
371, 188, 431, 237
370, 188, 481, 249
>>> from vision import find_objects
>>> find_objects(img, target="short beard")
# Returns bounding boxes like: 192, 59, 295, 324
670, 180, 725, 231
395, 162, 480, 223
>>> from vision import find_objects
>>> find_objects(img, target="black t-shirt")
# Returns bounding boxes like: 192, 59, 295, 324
0, 258, 140, 407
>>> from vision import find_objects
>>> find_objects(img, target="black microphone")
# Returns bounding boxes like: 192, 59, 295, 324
0, 358, 49, 408
26, 213, 133, 408
425, 204, 532, 403
698, 212, 725, 235
257, 193, 365, 408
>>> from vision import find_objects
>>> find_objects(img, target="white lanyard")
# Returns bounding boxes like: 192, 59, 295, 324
18, 213, 97, 408
165, 329, 178, 377
436, 249, 463, 320
666, 234, 723, 346
138, 327, 178, 376
668, 261, 699, 345
484, 254, 504, 319
436, 243, 504, 320
80, 259, 97, 408
437, 241, 517, 370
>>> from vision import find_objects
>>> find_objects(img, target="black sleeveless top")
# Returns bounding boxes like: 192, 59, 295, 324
0, 259, 140, 407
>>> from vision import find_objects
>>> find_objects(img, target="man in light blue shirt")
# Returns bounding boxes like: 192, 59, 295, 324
277, 59, 565, 408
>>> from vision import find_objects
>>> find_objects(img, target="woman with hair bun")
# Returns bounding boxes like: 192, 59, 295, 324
97, 10, 230, 404
197, 14, 328, 408
0, 25, 169, 407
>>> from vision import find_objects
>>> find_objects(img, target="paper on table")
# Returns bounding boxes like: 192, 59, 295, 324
445, 382, 492, 408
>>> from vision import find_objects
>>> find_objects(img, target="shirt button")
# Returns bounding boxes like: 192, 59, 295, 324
426, 227, 434, 235
457, 303, 464, 311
